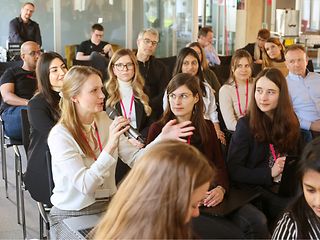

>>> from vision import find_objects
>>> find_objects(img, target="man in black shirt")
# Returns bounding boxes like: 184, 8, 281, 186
76, 23, 113, 80
8, 2, 42, 46
136, 28, 170, 121
0, 41, 39, 140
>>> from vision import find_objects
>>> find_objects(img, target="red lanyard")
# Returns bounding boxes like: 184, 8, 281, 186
269, 144, 279, 163
120, 94, 134, 120
187, 135, 191, 144
235, 79, 249, 116
81, 123, 103, 160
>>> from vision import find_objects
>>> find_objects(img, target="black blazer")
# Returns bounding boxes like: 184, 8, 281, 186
242, 43, 255, 60
115, 98, 152, 139
24, 92, 59, 204
227, 117, 302, 188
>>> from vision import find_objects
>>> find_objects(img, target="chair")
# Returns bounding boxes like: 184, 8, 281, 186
0, 114, 26, 239
37, 151, 53, 239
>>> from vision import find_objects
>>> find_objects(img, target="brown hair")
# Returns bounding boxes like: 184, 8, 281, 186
198, 26, 213, 38
263, 37, 286, 63
160, 73, 210, 144
106, 48, 151, 116
248, 68, 300, 153
94, 140, 213, 239
187, 41, 209, 70
257, 28, 270, 40
59, 66, 103, 159
285, 44, 306, 55
228, 49, 253, 84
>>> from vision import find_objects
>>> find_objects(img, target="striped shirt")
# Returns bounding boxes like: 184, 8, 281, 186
272, 212, 320, 239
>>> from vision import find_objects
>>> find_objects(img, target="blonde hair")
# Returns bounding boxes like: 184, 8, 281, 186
94, 140, 214, 239
59, 65, 102, 159
106, 48, 151, 116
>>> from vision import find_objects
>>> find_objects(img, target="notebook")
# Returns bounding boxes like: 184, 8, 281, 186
200, 187, 261, 217
63, 214, 102, 239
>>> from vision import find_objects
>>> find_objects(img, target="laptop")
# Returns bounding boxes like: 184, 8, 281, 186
63, 214, 102, 239
200, 187, 261, 217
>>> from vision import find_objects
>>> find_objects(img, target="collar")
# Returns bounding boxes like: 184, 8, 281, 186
82, 121, 96, 133
18, 16, 30, 24
287, 69, 310, 80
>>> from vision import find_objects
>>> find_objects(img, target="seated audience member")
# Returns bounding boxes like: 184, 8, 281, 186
106, 48, 152, 140
8, 2, 42, 46
94, 140, 213, 239
272, 137, 320, 239
0, 41, 39, 140
243, 28, 270, 64
149, 73, 269, 239
219, 49, 254, 131
106, 48, 152, 183
136, 28, 170, 120
76, 23, 113, 80
47, 66, 194, 238
163, 47, 225, 144
262, 37, 288, 77
24, 52, 67, 205
285, 44, 320, 142
197, 26, 220, 66
187, 41, 221, 101
227, 68, 303, 225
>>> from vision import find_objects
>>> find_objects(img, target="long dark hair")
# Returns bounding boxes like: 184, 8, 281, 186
36, 52, 66, 122
290, 137, 320, 238
160, 73, 210, 144
173, 47, 206, 97
248, 68, 300, 153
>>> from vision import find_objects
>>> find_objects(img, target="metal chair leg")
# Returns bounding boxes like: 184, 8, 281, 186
0, 126, 8, 198
13, 145, 26, 239
39, 212, 44, 239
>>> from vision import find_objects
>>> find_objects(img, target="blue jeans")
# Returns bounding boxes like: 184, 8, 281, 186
1, 106, 27, 140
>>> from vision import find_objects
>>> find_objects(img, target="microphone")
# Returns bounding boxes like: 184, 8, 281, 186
106, 107, 145, 144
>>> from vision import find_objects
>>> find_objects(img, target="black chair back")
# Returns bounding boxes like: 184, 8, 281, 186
46, 151, 54, 196
20, 109, 30, 158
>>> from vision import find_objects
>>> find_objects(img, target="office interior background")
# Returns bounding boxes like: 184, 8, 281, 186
0, 0, 319, 68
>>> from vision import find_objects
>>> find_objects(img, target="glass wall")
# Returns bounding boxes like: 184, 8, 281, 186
132, 0, 194, 57
198, 0, 237, 56
0, 0, 53, 51
61, 0, 126, 50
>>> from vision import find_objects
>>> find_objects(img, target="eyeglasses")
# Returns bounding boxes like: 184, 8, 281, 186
114, 62, 134, 71
28, 50, 41, 57
143, 38, 158, 46
168, 93, 192, 101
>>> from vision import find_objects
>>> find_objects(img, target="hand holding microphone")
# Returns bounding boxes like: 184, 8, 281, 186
106, 107, 145, 144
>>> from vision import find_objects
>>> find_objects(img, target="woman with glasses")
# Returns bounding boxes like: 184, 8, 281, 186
106, 48, 152, 183
164, 47, 225, 144
262, 37, 288, 77
149, 73, 269, 238
106, 48, 152, 144
219, 49, 254, 132
187, 42, 221, 102
227, 68, 303, 226
24, 52, 67, 205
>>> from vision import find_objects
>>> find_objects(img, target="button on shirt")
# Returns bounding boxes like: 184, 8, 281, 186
286, 71, 320, 130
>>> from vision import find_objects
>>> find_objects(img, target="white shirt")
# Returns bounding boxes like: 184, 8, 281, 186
48, 111, 140, 210
118, 79, 137, 129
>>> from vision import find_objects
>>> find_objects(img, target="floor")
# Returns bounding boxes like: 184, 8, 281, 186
0, 145, 40, 240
